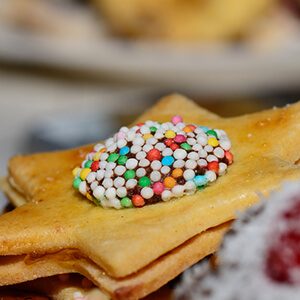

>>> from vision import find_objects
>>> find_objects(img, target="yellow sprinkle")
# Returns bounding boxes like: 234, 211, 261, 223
143, 133, 153, 140
208, 137, 219, 147
72, 167, 81, 177
93, 152, 101, 161
86, 193, 93, 201
165, 130, 176, 138
80, 168, 91, 180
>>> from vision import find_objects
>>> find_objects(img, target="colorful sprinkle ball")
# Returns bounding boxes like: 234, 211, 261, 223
73, 117, 233, 209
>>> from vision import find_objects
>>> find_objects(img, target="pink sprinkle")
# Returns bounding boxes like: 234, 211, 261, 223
174, 134, 186, 143
171, 115, 183, 125
153, 182, 165, 195
117, 131, 126, 139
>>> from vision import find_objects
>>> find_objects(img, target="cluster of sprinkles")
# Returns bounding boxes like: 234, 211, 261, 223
72, 116, 233, 209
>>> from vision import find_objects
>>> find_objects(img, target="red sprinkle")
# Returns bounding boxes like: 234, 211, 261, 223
170, 143, 180, 151
91, 161, 100, 172
164, 138, 173, 147
188, 124, 197, 131
225, 151, 234, 164
153, 182, 165, 195
132, 195, 145, 207
147, 148, 162, 161
136, 122, 144, 127
208, 161, 219, 173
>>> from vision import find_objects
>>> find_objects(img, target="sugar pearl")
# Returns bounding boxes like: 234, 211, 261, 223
79, 181, 87, 194
117, 187, 127, 198
136, 168, 146, 177
110, 198, 121, 209
187, 132, 195, 138
185, 181, 196, 192
99, 161, 107, 169
93, 186, 105, 200
86, 172, 96, 183
206, 170, 217, 182
100, 153, 108, 161
197, 135, 208, 146
207, 154, 218, 162
141, 187, 154, 199
187, 151, 199, 160
185, 159, 197, 169
117, 139, 127, 149
161, 190, 172, 201
114, 177, 125, 188
105, 187, 116, 199
173, 159, 185, 168
140, 125, 150, 134
173, 149, 187, 160
126, 179, 137, 189
220, 139, 231, 151
104, 169, 114, 178
105, 137, 114, 148
155, 142, 166, 151
192, 144, 202, 151
204, 145, 213, 153
100, 199, 110, 208
213, 147, 225, 158
131, 145, 142, 154
172, 185, 185, 197
96, 170, 105, 180
136, 151, 146, 160
162, 148, 173, 157
198, 159, 208, 167
133, 137, 145, 146
139, 159, 150, 167
154, 131, 164, 139
183, 169, 195, 181
106, 162, 116, 170
143, 144, 153, 152
126, 158, 138, 169
219, 162, 228, 175
187, 138, 196, 145
150, 171, 161, 182
120, 126, 129, 133
107, 144, 117, 152
151, 160, 162, 171
114, 165, 126, 176
94, 144, 105, 152
90, 181, 98, 191
103, 178, 113, 188
161, 166, 171, 175
199, 149, 208, 158
126, 131, 136, 142
147, 137, 158, 145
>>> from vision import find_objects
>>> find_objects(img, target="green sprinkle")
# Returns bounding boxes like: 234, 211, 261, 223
124, 170, 135, 180
118, 155, 128, 165
197, 185, 206, 191
206, 130, 218, 138
180, 142, 192, 151
84, 160, 93, 168
121, 197, 133, 208
150, 126, 157, 133
108, 153, 119, 162
138, 176, 151, 187
73, 177, 82, 189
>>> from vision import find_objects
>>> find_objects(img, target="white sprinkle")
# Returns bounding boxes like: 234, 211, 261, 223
126, 158, 138, 169
199, 149, 208, 158
94, 144, 105, 152
117, 187, 127, 198
184, 181, 196, 193
147, 137, 158, 145
206, 170, 217, 182
87, 153, 94, 160
192, 144, 202, 151
213, 147, 225, 158
204, 145, 213, 153
143, 144, 153, 152
126, 179, 137, 189
79, 181, 87, 195
107, 144, 117, 152
187, 138, 196, 145
139, 159, 150, 167
110, 198, 121, 209
162, 148, 173, 156
172, 185, 185, 197
161, 166, 171, 175
141, 187, 154, 199
100, 199, 110, 208
173, 159, 185, 168
104, 169, 114, 178
162, 190, 172, 201
99, 161, 107, 169
106, 162, 116, 170
120, 126, 129, 133
194, 127, 205, 134
187, 151, 199, 160
183, 169, 195, 180
197, 135, 208, 146
126, 131, 136, 142
103, 178, 113, 188
117, 139, 127, 148
96, 170, 105, 180
185, 159, 197, 169
207, 154, 218, 162
220, 138, 231, 151
151, 160, 162, 171
140, 125, 150, 134
154, 131, 164, 139
155, 142, 166, 151
114, 177, 125, 188
187, 132, 195, 138
133, 137, 145, 146
198, 159, 208, 167
100, 153, 109, 161
219, 162, 228, 175
105, 187, 116, 199
136, 151, 146, 160
131, 145, 142, 154
86, 172, 96, 183
177, 122, 185, 130
136, 167, 146, 177
173, 149, 187, 160
90, 181, 99, 190
105, 137, 114, 148
150, 171, 161, 182
145, 120, 154, 126
114, 165, 126, 176
93, 186, 105, 200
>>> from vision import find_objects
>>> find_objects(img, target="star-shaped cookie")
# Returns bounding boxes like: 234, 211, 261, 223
1, 94, 300, 299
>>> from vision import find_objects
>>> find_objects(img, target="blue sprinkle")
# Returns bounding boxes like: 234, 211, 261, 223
119, 146, 129, 155
193, 175, 208, 187
199, 126, 210, 133
162, 156, 175, 166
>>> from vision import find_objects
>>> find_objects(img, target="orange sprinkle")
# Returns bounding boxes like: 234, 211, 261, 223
132, 195, 145, 207
164, 177, 177, 188
183, 126, 192, 133
172, 168, 183, 178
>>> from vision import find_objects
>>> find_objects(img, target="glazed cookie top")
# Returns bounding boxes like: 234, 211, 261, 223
73, 116, 233, 209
